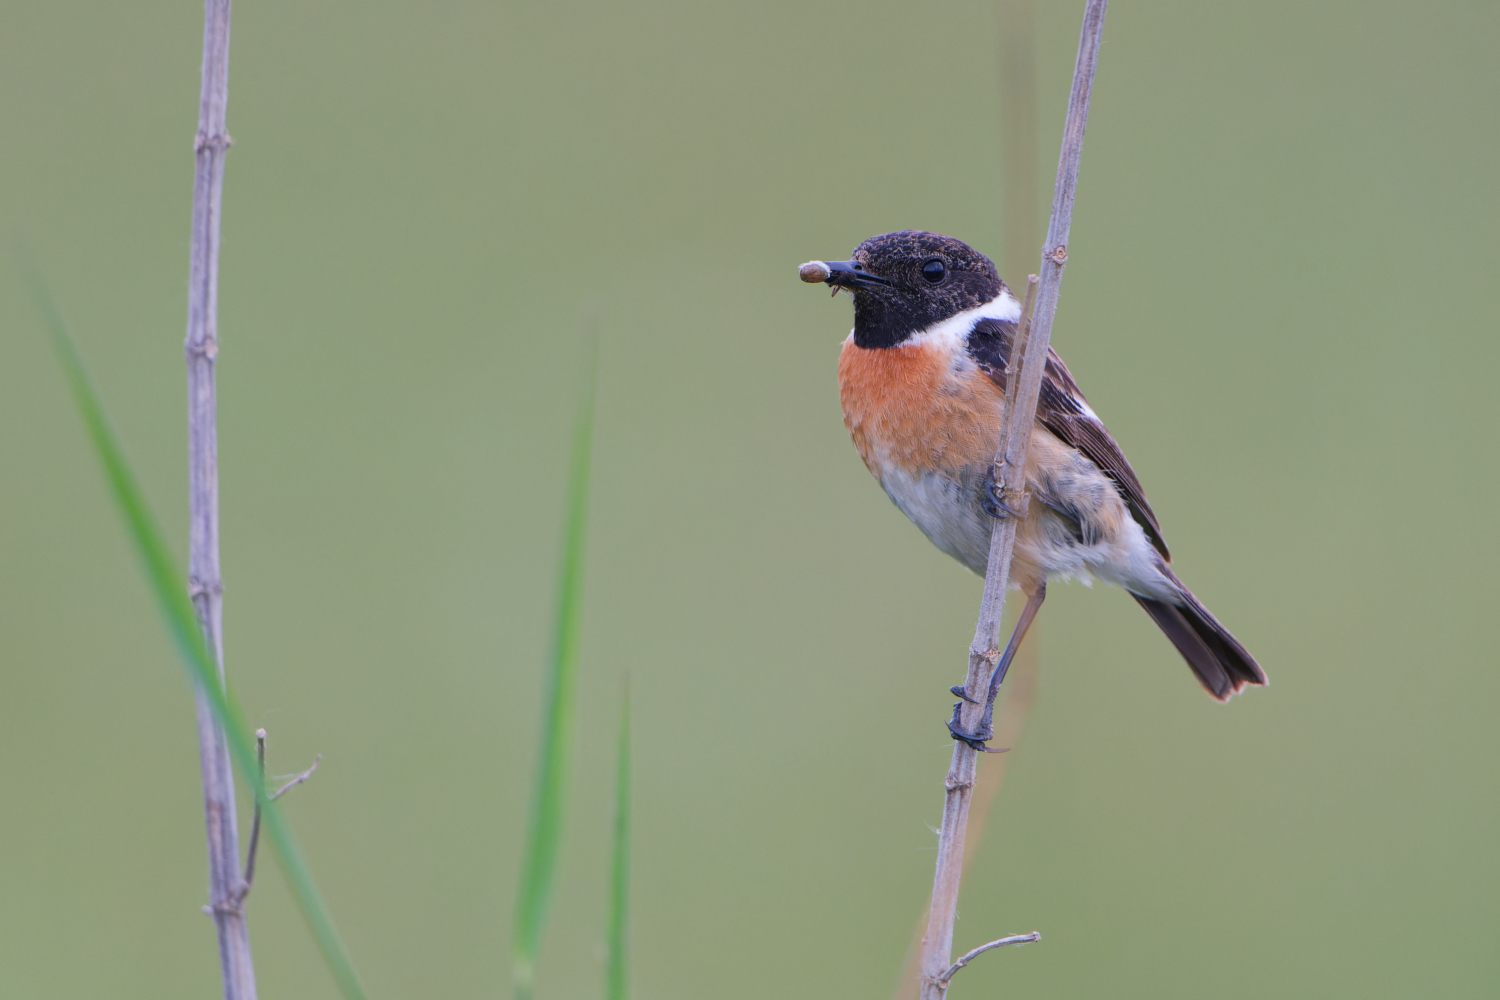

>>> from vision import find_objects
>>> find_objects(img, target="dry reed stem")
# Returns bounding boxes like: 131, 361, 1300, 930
240, 731, 268, 897
916, 3, 1108, 996
893, 5, 1043, 988
891, 639, 1038, 1000
184, 2, 256, 998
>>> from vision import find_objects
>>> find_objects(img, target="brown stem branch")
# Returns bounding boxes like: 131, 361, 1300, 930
241, 730, 267, 892
916, 3, 1108, 998
184, 2, 256, 998
939, 933, 1042, 985
240, 733, 319, 899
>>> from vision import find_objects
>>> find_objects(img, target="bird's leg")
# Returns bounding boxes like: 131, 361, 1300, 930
949, 583, 1046, 750
979, 463, 1025, 520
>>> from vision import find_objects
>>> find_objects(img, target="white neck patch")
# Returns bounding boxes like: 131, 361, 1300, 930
902, 289, 1022, 351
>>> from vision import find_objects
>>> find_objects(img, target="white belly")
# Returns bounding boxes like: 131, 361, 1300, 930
877, 463, 1178, 602
878, 465, 995, 576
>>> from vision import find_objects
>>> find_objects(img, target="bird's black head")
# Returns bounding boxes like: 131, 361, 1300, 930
804, 231, 1004, 350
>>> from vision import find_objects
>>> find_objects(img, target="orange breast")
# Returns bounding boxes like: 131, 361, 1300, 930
838, 337, 1004, 477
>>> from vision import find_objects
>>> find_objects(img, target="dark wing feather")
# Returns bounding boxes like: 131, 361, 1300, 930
968, 318, 1170, 561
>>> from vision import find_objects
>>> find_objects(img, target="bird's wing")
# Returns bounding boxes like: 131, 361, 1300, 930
968, 317, 1170, 561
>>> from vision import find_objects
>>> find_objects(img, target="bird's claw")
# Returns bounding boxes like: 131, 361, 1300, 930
980, 492, 1017, 520
947, 702, 1005, 752
950, 685, 979, 704
980, 467, 1023, 520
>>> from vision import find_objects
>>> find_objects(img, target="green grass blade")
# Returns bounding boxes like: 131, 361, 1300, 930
27, 270, 370, 1000
513, 338, 597, 1000
606, 678, 630, 1000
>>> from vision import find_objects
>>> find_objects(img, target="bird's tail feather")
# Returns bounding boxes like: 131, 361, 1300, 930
1131, 572, 1265, 701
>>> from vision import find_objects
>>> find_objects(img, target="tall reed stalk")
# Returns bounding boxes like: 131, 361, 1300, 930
181, 2, 256, 997
917, 3, 1109, 997
33, 278, 368, 999
892, 8, 1041, 992
38, 2, 370, 995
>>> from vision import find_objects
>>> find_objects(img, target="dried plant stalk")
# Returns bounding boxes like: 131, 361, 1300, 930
892, 640, 1037, 1000
916, 3, 1108, 997
892, 6, 1043, 991
183, 2, 257, 998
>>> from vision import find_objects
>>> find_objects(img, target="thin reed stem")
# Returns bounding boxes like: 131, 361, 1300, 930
184, 2, 255, 998
917, 3, 1108, 997
242, 730, 267, 892
893, 7, 1042, 991
892, 637, 1038, 1000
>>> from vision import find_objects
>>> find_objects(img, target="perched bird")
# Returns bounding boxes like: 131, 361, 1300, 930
801, 231, 1264, 738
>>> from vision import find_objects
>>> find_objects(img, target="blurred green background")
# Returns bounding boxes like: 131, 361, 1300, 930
3, 1, 1498, 997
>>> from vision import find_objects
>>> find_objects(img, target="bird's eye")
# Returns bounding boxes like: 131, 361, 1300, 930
921, 259, 947, 284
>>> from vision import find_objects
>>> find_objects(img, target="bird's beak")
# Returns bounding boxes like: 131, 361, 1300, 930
798, 259, 893, 291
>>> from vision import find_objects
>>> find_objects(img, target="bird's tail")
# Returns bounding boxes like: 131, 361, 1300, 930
1131, 569, 1266, 701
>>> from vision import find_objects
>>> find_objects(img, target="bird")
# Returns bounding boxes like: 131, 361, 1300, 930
800, 231, 1264, 744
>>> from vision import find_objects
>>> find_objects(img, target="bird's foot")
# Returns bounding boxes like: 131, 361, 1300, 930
947, 701, 1006, 752
980, 466, 1024, 520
